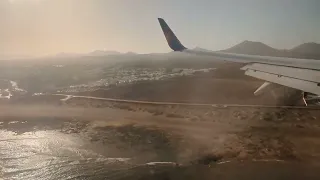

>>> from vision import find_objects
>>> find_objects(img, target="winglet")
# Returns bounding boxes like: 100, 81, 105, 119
158, 18, 187, 51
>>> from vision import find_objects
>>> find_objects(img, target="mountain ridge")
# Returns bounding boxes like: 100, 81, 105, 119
2, 41, 320, 60
222, 41, 320, 59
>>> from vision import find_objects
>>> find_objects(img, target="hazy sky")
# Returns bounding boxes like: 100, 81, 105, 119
1, 0, 319, 56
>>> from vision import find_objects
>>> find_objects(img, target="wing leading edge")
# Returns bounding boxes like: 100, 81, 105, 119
157, 18, 320, 96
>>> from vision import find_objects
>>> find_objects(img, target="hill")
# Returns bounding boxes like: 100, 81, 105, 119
223, 41, 280, 56
290, 42, 320, 55
88, 50, 121, 56
223, 41, 320, 59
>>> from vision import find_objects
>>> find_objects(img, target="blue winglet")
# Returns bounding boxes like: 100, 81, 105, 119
158, 18, 187, 51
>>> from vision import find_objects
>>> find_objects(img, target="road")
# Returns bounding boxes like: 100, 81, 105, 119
52, 94, 320, 109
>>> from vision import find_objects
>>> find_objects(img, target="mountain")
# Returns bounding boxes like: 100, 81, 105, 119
47, 50, 122, 59
54, 52, 82, 58
193, 47, 212, 52
88, 50, 121, 56
223, 41, 280, 56
290, 42, 320, 55
7, 41, 320, 61
125, 51, 138, 55
222, 41, 320, 60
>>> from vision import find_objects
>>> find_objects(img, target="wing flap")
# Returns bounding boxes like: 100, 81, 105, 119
243, 63, 320, 95
241, 63, 320, 83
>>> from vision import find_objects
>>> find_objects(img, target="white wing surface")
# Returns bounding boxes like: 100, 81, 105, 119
158, 18, 320, 95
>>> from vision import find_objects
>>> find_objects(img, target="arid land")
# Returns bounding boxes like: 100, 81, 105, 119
2, 62, 320, 163
1, 61, 320, 179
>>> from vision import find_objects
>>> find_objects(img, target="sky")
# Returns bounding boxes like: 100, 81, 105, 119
0, 0, 320, 57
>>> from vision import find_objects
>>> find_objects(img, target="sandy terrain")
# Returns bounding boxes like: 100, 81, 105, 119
1, 103, 320, 163
1, 62, 319, 179
1, 95, 320, 179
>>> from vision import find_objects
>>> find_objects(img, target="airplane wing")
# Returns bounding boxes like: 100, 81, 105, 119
158, 18, 320, 96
